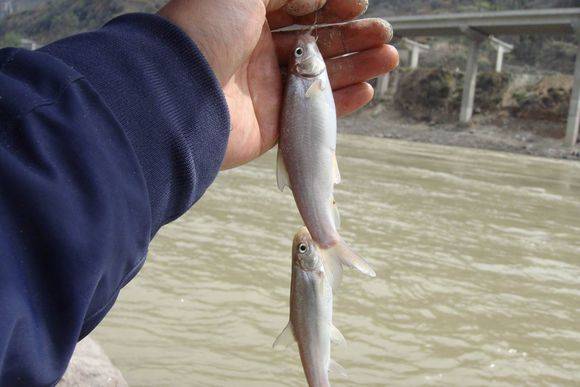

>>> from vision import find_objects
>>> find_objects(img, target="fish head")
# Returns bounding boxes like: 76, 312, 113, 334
289, 32, 326, 78
292, 227, 323, 272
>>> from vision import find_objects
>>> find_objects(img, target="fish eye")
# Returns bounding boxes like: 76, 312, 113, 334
298, 243, 308, 253
294, 47, 304, 57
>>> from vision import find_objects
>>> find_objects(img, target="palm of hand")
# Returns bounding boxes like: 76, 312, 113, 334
160, 0, 398, 170
223, 24, 282, 169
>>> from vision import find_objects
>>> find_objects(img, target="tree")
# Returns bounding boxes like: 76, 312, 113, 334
0, 31, 22, 48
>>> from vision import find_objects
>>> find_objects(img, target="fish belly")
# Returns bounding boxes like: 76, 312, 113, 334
291, 269, 333, 387
281, 74, 339, 248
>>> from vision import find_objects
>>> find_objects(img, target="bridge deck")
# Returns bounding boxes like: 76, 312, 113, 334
382, 8, 580, 146
386, 8, 580, 37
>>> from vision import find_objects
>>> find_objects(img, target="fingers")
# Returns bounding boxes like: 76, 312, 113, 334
327, 44, 399, 90
268, 0, 368, 29
334, 82, 374, 117
265, 0, 288, 12
285, 0, 327, 16
273, 18, 393, 64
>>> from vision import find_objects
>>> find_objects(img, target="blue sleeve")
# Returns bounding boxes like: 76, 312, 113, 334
0, 13, 230, 386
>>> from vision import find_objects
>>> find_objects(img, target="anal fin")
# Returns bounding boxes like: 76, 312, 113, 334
331, 197, 341, 230
328, 359, 348, 377
332, 153, 341, 185
330, 324, 347, 346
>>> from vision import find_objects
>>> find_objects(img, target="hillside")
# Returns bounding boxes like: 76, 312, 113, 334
0, 0, 578, 72
0, 0, 165, 45
369, 0, 579, 74
368, 0, 578, 16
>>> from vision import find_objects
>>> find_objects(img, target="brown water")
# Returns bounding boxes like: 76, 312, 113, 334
93, 135, 580, 386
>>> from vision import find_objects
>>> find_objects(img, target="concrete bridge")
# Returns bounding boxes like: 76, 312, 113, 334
379, 8, 580, 147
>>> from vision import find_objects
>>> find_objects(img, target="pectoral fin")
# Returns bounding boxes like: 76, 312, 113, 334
330, 324, 347, 346
276, 148, 290, 192
273, 322, 295, 350
305, 79, 325, 99
328, 359, 348, 377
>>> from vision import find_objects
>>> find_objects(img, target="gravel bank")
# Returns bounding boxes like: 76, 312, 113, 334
340, 103, 580, 161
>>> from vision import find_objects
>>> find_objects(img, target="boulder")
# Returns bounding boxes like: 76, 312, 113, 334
58, 337, 127, 387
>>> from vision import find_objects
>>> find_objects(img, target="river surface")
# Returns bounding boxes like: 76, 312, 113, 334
94, 135, 580, 386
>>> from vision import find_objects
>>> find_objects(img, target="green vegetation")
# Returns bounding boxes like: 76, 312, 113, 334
371, 0, 578, 74
509, 75, 572, 121
0, 0, 163, 45
396, 68, 572, 123
395, 68, 462, 122
0, 31, 22, 47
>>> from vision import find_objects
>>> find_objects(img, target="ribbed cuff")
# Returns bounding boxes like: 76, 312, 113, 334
41, 13, 230, 234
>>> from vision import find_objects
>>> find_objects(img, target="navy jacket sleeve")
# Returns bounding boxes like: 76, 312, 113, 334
0, 13, 230, 386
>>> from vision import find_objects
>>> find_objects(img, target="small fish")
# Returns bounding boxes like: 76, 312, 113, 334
277, 31, 376, 286
274, 227, 347, 387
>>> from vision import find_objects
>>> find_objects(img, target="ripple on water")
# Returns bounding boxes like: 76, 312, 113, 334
94, 137, 580, 386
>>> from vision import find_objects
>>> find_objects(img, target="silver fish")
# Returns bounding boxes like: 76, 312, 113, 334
274, 227, 347, 387
277, 32, 376, 284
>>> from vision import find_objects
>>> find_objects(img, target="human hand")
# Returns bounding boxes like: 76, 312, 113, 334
159, 0, 399, 169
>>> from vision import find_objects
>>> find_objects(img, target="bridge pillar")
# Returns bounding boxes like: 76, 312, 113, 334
565, 41, 580, 147
410, 46, 420, 69
459, 27, 487, 124
460, 39, 482, 124
495, 46, 505, 72
374, 73, 390, 100
490, 37, 513, 73
402, 38, 430, 69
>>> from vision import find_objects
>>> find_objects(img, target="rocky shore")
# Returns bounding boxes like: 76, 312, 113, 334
58, 337, 127, 387
339, 102, 580, 161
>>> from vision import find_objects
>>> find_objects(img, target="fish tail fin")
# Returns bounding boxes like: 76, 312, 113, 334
324, 240, 376, 281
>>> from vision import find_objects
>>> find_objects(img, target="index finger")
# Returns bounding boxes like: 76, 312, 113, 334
274, 18, 393, 64
267, 0, 369, 30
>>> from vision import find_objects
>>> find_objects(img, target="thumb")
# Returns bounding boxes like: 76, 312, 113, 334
159, 0, 266, 85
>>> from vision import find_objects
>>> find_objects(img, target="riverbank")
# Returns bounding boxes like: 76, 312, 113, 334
339, 102, 580, 161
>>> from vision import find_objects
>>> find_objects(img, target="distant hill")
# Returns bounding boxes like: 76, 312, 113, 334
369, 0, 579, 74
0, 0, 578, 72
3, 0, 579, 45
0, 0, 165, 45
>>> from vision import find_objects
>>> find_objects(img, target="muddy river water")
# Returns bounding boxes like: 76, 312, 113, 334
94, 135, 580, 386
